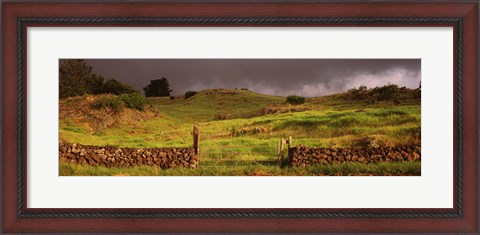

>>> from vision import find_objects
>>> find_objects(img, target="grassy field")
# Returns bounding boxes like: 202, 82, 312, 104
59, 88, 421, 176
60, 161, 421, 176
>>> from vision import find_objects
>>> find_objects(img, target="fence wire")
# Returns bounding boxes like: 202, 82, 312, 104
199, 145, 279, 168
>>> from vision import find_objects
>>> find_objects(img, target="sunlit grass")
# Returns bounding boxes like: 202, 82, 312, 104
60, 161, 421, 176
59, 89, 421, 176
61, 106, 420, 147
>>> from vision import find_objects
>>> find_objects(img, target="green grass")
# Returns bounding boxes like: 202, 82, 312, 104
63, 126, 88, 134
150, 89, 285, 122
59, 88, 421, 176
61, 107, 419, 148
60, 161, 421, 176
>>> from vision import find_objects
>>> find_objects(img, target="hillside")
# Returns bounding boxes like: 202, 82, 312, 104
59, 94, 159, 144
149, 88, 285, 122
59, 88, 421, 149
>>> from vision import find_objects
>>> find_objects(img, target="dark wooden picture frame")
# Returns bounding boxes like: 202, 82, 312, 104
2, 1, 478, 233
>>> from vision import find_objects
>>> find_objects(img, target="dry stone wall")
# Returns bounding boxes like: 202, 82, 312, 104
59, 143, 199, 169
288, 145, 421, 167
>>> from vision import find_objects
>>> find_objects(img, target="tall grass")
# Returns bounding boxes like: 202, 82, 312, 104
59, 89, 421, 176
60, 161, 421, 176
61, 106, 419, 147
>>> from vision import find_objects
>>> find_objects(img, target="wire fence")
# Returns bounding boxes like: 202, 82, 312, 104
153, 125, 291, 169
200, 145, 279, 168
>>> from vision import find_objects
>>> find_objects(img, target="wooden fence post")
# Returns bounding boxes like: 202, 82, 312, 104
278, 137, 285, 167
193, 125, 200, 157
287, 136, 292, 165
276, 136, 293, 168
277, 139, 281, 167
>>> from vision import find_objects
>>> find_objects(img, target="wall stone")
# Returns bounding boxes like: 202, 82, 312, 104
59, 142, 199, 169
288, 145, 421, 167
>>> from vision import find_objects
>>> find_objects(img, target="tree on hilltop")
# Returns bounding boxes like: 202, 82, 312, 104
59, 59, 104, 98
59, 59, 137, 98
101, 79, 136, 95
143, 78, 172, 97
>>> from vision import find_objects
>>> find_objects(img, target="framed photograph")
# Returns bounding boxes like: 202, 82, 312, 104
2, 1, 478, 233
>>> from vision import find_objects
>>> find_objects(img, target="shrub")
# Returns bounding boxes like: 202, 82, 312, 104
120, 93, 147, 111
184, 90, 197, 99
372, 83, 400, 101
91, 97, 124, 113
414, 88, 421, 99
169, 96, 175, 100
346, 85, 370, 100
286, 95, 305, 105
101, 79, 136, 95
345, 84, 405, 104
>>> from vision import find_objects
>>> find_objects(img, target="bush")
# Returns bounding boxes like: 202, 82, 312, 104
91, 97, 124, 113
345, 84, 405, 104
372, 83, 400, 101
346, 85, 370, 100
101, 79, 136, 95
286, 95, 305, 105
184, 90, 197, 99
414, 88, 421, 99
120, 93, 147, 111
91, 93, 147, 112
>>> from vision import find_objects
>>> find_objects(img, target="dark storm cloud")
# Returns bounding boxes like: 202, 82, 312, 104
84, 59, 421, 97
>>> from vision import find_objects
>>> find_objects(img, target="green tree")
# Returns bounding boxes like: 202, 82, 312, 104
372, 83, 400, 101
59, 59, 96, 98
347, 85, 370, 100
101, 79, 136, 95
286, 95, 305, 105
85, 74, 105, 95
60, 59, 138, 98
184, 90, 197, 99
143, 78, 172, 97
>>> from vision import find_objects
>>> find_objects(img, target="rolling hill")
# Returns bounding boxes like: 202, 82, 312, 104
60, 88, 421, 149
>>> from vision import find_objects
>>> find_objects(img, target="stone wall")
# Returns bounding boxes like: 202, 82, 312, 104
288, 145, 421, 167
59, 143, 199, 169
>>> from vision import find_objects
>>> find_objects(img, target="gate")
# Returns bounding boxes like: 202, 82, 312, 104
199, 145, 279, 169
190, 125, 293, 172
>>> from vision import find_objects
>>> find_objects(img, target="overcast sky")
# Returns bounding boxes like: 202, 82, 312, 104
84, 59, 420, 97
